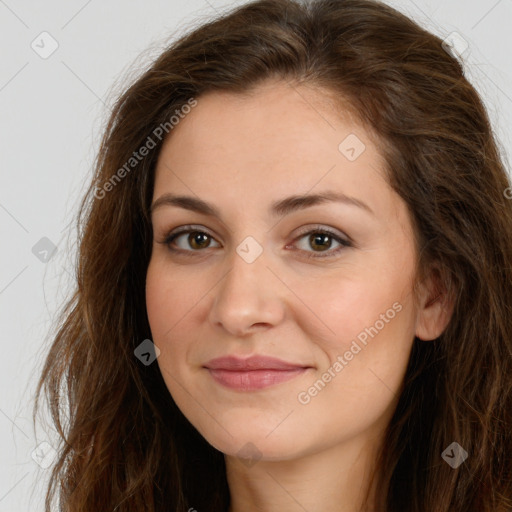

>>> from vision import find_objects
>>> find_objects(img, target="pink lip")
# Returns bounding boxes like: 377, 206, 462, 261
204, 356, 312, 391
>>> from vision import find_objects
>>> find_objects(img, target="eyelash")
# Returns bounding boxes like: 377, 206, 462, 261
159, 224, 352, 260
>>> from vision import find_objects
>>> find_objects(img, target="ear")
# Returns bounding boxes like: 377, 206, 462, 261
415, 264, 455, 341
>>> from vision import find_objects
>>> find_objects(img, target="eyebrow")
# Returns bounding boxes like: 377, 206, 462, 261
150, 191, 374, 218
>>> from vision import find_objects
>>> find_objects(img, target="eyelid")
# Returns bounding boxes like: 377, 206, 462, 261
159, 223, 352, 257
162, 224, 221, 250
288, 225, 352, 259
292, 224, 352, 244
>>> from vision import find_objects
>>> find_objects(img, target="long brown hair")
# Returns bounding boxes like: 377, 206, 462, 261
33, 0, 512, 510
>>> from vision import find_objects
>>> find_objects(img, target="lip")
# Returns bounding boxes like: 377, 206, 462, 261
204, 355, 310, 371
203, 356, 312, 391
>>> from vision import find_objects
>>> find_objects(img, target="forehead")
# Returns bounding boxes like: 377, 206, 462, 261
153, 80, 395, 220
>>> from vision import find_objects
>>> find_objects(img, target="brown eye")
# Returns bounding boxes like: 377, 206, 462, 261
292, 227, 352, 259
163, 228, 221, 252
308, 233, 333, 252
161, 225, 350, 259
188, 232, 211, 250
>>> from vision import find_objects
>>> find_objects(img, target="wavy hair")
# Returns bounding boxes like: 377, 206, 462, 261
34, 0, 512, 510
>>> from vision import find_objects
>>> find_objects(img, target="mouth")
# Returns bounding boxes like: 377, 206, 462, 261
203, 355, 313, 391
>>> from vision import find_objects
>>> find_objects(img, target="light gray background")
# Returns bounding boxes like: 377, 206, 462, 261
0, 0, 510, 510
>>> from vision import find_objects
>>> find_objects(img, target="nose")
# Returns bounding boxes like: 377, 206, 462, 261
207, 245, 286, 337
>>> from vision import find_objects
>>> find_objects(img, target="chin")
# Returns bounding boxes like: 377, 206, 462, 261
189, 413, 311, 463
212, 435, 303, 463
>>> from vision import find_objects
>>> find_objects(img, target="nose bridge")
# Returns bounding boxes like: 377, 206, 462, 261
208, 239, 285, 333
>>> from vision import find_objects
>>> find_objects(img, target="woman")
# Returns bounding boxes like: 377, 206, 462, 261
34, 0, 512, 510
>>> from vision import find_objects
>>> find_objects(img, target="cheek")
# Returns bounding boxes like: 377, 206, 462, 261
291, 264, 414, 352
295, 275, 416, 414
288, 287, 415, 453
145, 259, 211, 397
145, 270, 170, 346
145, 261, 189, 381
291, 263, 417, 407
145, 259, 203, 342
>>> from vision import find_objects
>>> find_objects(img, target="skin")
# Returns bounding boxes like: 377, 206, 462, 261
145, 79, 452, 512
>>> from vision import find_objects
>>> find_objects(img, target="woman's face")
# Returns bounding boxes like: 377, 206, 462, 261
146, 80, 426, 462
